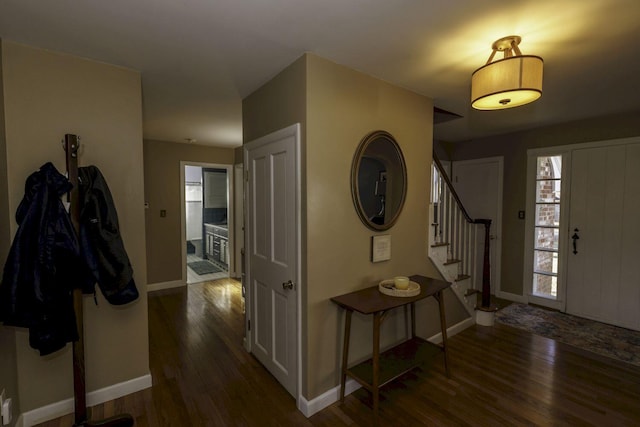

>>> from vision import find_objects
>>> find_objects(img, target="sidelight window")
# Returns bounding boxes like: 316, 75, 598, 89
532, 155, 562, 298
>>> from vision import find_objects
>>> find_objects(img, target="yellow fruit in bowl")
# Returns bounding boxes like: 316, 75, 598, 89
394, 276, 409, 290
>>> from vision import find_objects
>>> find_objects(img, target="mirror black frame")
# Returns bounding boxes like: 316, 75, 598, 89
350, 130, 407, 231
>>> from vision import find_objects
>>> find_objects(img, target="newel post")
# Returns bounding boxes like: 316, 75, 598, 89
475, 219, 498, 325
480, 219, 492, 308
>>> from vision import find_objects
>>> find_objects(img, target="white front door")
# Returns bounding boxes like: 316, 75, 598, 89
452, 157, 503, 293
245, 124, 299, 397
566, 142, 640, 330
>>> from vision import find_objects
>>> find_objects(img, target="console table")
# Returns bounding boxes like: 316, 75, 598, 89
330, 275, 451, 420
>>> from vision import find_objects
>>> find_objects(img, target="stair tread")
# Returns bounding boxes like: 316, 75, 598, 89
430, 242, 449, 248
443, 259, 461, 265
455, 274, 470, 281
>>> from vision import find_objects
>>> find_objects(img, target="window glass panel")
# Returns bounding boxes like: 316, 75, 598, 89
535, 227, 559, 250
185, 183, 202, 202
533, 273, 557, 298
534, 250, 558, 274
531, 154, 562, 302
536, 180, 561, 203
536, 156, 562, 179
535, 204, 560, 226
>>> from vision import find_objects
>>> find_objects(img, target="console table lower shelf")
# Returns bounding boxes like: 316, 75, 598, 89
347, 336, 444, 390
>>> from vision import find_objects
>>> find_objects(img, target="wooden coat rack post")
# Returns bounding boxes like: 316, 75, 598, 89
64, 134, 134, 427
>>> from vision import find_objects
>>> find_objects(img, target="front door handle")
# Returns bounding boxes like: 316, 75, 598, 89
571, 228, 580, 254
282, 280, 294, 290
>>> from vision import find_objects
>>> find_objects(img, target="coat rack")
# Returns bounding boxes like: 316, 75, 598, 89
64, 134, 134, 427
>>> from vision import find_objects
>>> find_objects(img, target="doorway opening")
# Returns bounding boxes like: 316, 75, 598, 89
181, 162, 233, 285
524, 137, 640, 330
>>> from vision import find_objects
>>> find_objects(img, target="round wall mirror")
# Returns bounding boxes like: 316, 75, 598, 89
351, 130, 407, 231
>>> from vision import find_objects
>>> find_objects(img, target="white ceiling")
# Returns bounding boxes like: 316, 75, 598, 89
1, 0, 639, 148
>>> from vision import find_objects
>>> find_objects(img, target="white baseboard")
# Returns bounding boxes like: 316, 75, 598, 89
298, 315, 475, 418
148, 280, 185, 292
427, 316, 475, 344
298, 378, 361, 418
495, 290, 528, 304
20, 373, 152, 427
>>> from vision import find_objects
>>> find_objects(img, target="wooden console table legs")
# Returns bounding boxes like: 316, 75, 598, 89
339, 310, 385, 417
340, 310, 352, 402
372, 312, 382, 418
435, 290, 450, 377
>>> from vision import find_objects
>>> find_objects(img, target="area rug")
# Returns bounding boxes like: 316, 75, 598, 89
187, 261, 221, 275
495, 303, 640, 367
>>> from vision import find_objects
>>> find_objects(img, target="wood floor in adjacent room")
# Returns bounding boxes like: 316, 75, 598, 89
37, 279, 640, 426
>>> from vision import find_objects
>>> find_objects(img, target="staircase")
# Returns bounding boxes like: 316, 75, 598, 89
428, 155, 494, 322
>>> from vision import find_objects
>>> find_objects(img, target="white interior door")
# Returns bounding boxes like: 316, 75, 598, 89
452, 157, 503, 293
566, 142, 640, 330
245, 125, 299, 397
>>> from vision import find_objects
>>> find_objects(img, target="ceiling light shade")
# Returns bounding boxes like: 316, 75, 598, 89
471, 36, 543, 110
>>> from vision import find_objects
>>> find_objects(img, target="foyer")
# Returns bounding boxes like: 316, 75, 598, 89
36, 279, 640, 426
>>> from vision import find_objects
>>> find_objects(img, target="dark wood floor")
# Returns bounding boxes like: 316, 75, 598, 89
37, 279, 640, 426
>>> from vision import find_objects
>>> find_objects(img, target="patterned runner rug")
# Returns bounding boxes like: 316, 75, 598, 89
495, 303, 640, 367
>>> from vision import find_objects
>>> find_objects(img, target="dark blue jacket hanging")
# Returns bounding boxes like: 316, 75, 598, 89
0, 163, 81, 354
0, 163, 138, 355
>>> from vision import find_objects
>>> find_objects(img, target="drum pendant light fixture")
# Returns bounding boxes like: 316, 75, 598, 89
471, 35, 543, 110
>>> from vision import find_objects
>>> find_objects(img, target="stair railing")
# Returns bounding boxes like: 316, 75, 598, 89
431, 154, 493, 309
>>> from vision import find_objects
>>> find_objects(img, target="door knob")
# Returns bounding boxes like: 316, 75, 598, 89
282, 280, 294, 290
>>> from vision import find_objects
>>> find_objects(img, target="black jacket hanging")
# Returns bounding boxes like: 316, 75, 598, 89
0, 163, 139, 355
78, 165, 138, 305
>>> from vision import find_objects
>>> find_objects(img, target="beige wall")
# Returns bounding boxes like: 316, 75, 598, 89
305, 54, 458, 398
0, 41, 9, 270
242, 56, 307, 143
143, 139, 235, 284
1, 41, 149, 412
243, 53, 468, 400
450, 110, 640, 296
0, 329, 18, 427
0, 41, 20, 427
